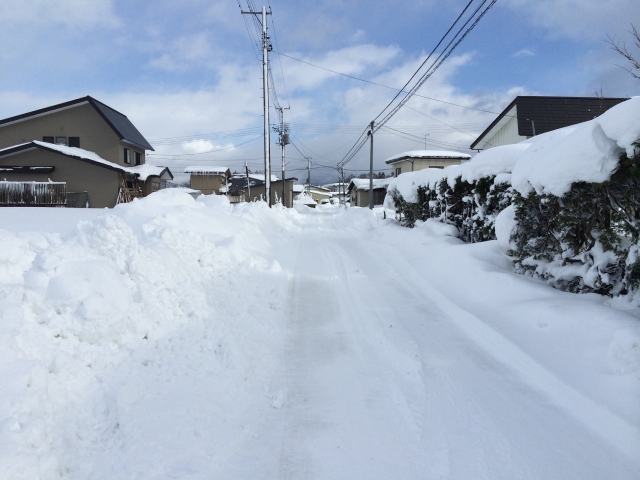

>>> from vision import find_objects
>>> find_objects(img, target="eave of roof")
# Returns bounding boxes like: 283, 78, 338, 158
0, 141, 133, 174
0, 96, 155, 151
470, 98, 518, 150
470, 96, 629, 150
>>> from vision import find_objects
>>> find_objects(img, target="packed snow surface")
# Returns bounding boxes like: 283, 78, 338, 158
387, 97, 640, 202
0, 191, 639, 479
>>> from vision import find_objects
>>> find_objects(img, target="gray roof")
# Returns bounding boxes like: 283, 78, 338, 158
470, 96, 628, 150
0, 96, 155, 151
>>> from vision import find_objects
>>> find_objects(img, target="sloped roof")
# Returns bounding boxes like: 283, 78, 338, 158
0, 141, 157, 177
348, 178, 391, 193
385, 150, 471, 164
184, 166, 230, 174
0, 96, 155, 151
470, 96, 628, 150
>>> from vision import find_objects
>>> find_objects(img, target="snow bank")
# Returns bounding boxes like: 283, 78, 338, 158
0, 189, 306, 477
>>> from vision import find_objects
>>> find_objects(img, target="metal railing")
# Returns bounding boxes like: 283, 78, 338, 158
0, 181, 67, 207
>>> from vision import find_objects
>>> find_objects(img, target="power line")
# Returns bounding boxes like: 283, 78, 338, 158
272, 52, 507, 117
337, 0, 498, 169
148, 135, 263, 157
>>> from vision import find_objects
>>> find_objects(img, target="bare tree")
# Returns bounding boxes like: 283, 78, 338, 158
607, 24, 640, 80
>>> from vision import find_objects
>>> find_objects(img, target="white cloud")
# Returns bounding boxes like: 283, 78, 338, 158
504, 0, 640, 42
279, 44, 401, 92
513, 49, 535, 58
148, 33, 214, 71
0, 0, 120, 29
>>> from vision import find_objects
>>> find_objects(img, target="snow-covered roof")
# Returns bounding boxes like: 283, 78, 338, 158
128, 164, 173, 181
0, 141, 172, 180
348, 178, 391, 192
184, 166, 230, 174
292, 184, 305, 193
385, 150, 471, 164
0, 141, 130, 174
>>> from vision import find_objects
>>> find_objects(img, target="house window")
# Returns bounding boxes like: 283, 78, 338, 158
69, 137, 80, 148
429, 166, 444, 169
55, 136, 67, 145
124, 148, 131, 164
395, 167, 401, 177
134, 152, 141, 166
43, 136, 54, 143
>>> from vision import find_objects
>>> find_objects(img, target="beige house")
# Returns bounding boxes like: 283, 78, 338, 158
185, 166, 231, 195
386, 150, 470, 177
0, 96, 168, 207
308, 186, 331, 203
246, 178, 297, 208
348, 178, 391, 207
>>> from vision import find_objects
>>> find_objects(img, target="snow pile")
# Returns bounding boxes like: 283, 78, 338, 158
294, 192, 316, 206
0, 190, 301, 478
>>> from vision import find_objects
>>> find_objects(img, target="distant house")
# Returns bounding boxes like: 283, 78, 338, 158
385, 150, 470, 177
184, 166, 231, 195
226, 173, 297, 207
348, 178, 391, 207
470, 96, 628, 151
246, 177, 298, 208
0, 96, 168, 207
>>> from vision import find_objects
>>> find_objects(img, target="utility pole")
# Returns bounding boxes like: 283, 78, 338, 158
340, 167, 345, 206
241, 5, 272, 206
245, 161, 251, 202
274, 107, 290, 206
368, 120, 374, 210
306, 157, 312, 195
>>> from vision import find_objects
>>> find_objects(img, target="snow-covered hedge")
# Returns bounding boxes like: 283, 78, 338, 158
385, 143, 524, 242
387, 97, 640, 297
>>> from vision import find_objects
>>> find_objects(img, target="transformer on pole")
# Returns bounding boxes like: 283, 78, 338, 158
241, 5, 272, 206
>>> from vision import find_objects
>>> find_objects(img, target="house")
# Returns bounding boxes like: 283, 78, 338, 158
0, 96, 168, 207
385, 150, 470, 177
184, 166, 231, 195
246, 177, 298, 208
470, 96, 628, 151
308, 186, 332, 203
348, 178, 391, 207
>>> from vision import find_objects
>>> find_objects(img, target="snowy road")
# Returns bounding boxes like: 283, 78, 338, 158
213, 215, 638, 479
1, 197, 638, 479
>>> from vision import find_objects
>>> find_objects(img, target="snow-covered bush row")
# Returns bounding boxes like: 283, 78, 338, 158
387, 97, 640, 297
503, 144, 640, 296
385, 143, 524, 241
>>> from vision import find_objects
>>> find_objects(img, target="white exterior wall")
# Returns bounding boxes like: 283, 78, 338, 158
482, 116, 527, 150
391, 158, 463, 176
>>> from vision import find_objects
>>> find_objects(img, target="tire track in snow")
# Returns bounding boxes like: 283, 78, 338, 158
343, 235, 640, 470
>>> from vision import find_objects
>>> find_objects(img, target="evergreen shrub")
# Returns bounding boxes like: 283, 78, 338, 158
508, 145, 640, 296
388, 174, 513, 243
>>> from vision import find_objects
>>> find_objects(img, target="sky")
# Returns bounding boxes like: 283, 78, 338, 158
1, 0, 639, 184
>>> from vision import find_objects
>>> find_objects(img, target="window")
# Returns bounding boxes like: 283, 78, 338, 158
124, 148, 131, 164
134, 151, 142, 166
69, 137, 80, 148
42, 136, 54, 143
429, 165, 444, 169
395, 167, 401, 177
55, 136, 67, 145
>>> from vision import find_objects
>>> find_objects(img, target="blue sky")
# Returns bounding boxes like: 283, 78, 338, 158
1, 0, 639, 183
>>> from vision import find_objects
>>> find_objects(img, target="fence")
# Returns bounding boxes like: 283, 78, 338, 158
0, 181, 67, 207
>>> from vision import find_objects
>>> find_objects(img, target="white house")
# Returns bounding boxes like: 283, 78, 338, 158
385, 150, 470, 178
